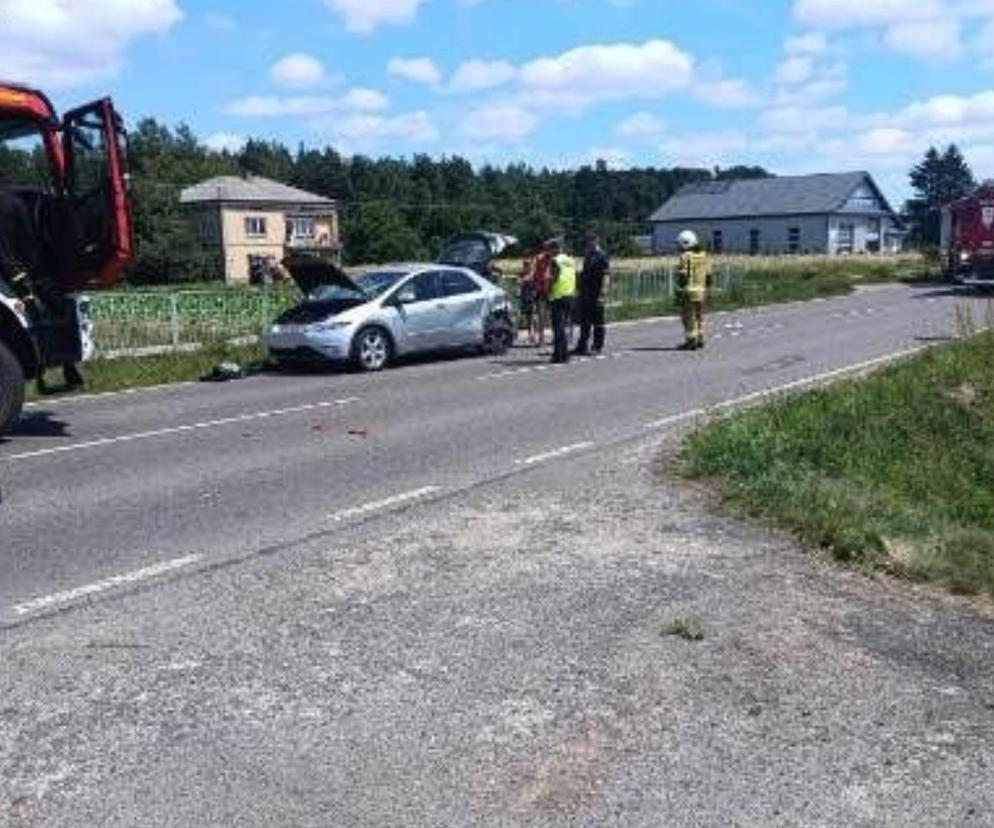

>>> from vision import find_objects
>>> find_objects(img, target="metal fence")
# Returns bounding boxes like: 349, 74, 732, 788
88, 287, 301, 359
86, 267, 744, 359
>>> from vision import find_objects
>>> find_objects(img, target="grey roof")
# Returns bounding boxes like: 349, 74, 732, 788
649, 172, 895, 222
180, 175, 335, 207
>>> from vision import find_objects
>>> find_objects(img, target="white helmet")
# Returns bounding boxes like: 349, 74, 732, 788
676, 230, 698, 251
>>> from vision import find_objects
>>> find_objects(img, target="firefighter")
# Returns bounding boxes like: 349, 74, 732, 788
574, 231, 611, 356
546, 238, 576, 364
676, 229, 710, 350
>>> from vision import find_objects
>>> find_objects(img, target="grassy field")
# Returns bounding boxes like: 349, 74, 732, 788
28, 342, 267, 402
683, 322, 994, 598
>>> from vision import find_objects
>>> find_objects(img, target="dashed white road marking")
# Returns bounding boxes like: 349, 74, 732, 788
330, 486, 441, 522
517, 441, 596, 466
12, 554, 203, 617
644, 344, 928, 429
24, 381, 200, 409
3, 397, 360, 462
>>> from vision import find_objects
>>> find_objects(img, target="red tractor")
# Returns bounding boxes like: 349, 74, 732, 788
0, 83, 132, 433
940, 181, 994, 289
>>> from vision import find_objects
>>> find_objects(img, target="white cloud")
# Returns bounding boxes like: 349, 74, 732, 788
885, 19, 962, 58
615, 112, 666, 140
775, 55, 814, 85
312, 110, 439, 151
658, 130, 750, 168
0, 0, 182, 88
449, 59, 516, 92
204, 132, 247, 154
784, 32, 828, 54
387, 57, 442, 86
323, 0, 428, 33
794, 0, 942, 29
270, 53, 328, 88
791, 0, 992, 58
459, 104, 538, 143
695, 77, 762, 109
518, 40, 695, 108
225, 88, 388, 117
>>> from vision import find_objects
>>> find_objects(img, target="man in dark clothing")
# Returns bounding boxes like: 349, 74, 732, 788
574, 233, 611, 356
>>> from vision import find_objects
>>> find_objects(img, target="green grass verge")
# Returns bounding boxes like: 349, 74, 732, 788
682, 330, 994, 597
26, 342, 268, 402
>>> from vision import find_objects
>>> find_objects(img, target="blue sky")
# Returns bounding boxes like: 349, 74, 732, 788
6, 0, 994, 200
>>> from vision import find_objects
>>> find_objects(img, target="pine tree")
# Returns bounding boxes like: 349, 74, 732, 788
906, 144, 975, 246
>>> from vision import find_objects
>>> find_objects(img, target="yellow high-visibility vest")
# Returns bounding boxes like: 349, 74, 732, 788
549, 254, 577, 300
678, 251, 710, 301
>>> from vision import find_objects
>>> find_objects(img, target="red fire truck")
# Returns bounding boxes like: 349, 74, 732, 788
940, 181, 994, 288
0, 83, 132, 433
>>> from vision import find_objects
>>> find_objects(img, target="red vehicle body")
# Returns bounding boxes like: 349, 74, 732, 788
940, 181, 994, 287
0, 82, 133, 432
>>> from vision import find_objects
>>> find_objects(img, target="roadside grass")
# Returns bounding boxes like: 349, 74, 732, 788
682, 324, 994, 598
659, 616, 707, 641
26, 342, 268, 402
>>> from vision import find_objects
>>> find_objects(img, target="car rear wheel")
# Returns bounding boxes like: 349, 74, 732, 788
353, 327, 392, 372
0, 339, 25, 435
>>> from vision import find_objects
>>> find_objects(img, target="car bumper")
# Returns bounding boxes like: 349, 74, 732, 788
266, 328, 353, 363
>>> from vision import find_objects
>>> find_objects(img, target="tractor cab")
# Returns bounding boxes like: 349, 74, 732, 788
0, 83, 132, 294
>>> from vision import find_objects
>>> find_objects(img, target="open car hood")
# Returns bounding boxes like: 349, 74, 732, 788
283, 255, 362, 297
437, 232, 517, 270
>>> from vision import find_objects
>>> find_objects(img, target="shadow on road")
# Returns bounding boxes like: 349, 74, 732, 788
3, 411, 69, 442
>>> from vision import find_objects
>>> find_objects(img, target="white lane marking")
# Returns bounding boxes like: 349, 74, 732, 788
517, 441, 596, 466
330, 486, 441, 522
644, 345, 928, 429
12, 554, 202, 616
24, 381, 200, 409
4, 397, 360, 462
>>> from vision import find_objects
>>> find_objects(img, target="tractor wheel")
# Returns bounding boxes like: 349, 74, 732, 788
0, 339, 25, 435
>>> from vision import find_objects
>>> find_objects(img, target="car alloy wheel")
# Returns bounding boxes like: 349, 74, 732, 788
356, 328, 390, 371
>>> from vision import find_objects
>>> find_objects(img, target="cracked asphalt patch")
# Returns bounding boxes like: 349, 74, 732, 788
2, 440, 993, 827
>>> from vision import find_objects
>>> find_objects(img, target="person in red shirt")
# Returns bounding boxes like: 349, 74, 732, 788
531, 248, 553, 348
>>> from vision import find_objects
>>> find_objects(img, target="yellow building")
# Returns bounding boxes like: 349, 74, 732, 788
180, 174, 340, 284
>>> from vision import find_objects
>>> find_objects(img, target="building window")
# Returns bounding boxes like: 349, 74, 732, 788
287, 217, 315, 241
244, 216, 268, 238
711, 229, 723, 254
749, 229, 761, 255
787, 227, 801, 254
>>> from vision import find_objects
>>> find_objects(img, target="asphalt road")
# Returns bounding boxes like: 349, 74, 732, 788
0, 283, 976, 621
2, 283, 994, 827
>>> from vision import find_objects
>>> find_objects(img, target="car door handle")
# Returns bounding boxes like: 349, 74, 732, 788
435, 302, 448, 309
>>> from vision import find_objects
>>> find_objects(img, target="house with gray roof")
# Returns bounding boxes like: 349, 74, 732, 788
180, 174, 339, 284
648, 172, 904, 256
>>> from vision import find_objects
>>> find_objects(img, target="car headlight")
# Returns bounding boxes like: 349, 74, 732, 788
960, 251, 972, 263
308, 319, 352, 332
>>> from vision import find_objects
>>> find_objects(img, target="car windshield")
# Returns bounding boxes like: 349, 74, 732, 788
355, 270, 409, 298
307, 270, 408, 302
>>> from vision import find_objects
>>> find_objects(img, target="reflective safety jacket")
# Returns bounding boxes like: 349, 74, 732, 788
549, 253, 577, 300
678, 251, 710, 302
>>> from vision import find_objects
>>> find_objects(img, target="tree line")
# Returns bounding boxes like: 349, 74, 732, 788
124, 119, 768, 284
2, 115, 984, 284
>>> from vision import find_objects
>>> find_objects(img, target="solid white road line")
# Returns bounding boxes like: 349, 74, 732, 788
24, 381, 200, 409
3, 397, 360, 462
517, 442, 596, 466
644, 345, 928, 429
330, 486, 441, 522
12, 554, 202, 616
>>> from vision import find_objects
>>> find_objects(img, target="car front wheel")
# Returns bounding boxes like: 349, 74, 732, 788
353, 327, 392, 372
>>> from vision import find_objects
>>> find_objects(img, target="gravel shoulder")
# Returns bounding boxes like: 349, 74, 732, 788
2, 435, 993, 827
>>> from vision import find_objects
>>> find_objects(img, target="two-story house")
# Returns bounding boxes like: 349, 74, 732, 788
180, 174, 340, 284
